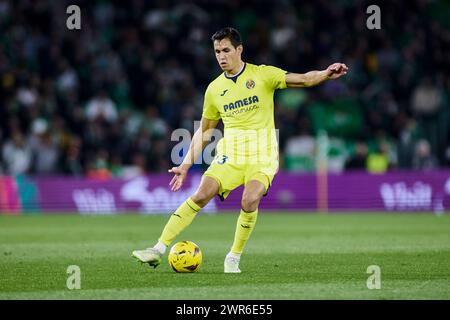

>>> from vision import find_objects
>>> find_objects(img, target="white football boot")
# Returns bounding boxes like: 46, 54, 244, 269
132, 248, 162, 268
224, 253, 241, 273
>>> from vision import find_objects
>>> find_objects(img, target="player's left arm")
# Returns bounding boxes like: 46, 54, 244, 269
285, 63, 348, 88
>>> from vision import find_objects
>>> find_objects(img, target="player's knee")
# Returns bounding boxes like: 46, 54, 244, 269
241, 193, 261, 212
191, 190, 213, 208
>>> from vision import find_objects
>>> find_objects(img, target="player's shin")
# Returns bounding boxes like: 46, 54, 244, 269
230, 208, 258, 254
158, 197, 201, 248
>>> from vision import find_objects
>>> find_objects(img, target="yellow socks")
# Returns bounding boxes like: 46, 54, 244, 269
159, 199, 258, 256
158, 197, 201, 246
230, 209, 258, 254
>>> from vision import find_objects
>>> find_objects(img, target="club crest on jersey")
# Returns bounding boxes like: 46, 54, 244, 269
246, 79, 255, 89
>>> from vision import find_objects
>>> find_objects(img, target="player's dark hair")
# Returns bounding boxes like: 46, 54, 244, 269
211, 27, 242, 48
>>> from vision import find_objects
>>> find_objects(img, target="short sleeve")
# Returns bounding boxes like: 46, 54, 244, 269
260, 65, 287, 90
201, 86, 221, 120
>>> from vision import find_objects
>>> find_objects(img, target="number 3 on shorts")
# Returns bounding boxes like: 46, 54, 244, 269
217, 155, 228, 165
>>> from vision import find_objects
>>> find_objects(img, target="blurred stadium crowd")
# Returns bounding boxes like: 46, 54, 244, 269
0, 0, 449, 178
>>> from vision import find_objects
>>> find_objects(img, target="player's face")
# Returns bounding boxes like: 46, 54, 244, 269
213, 38, 242, 72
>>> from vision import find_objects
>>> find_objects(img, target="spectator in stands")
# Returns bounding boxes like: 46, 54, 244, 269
446, 132, 450, 167
63, 136, 84, 176
142, 105, 169, 139
120, 152, 147, 179
366, 142, 391, 174
86, 149, 112, 180
411, 77, 442, 116
2, 130, 32, 175
345, 141, 368, 170
410, 77, 445, 159
28, 118, 60, 175
396, 113, 423, 169
284, 119, 316, 172
85, 89, 118, 123
56, 60, 79, 95
412, 139, 439, 171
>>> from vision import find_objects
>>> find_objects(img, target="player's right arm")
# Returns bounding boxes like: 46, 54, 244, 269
168, 116, 219, 192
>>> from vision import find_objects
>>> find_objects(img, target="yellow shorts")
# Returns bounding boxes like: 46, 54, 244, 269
203, 154, 279, 201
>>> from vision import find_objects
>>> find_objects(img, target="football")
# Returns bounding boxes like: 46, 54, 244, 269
168, 241, 203, 273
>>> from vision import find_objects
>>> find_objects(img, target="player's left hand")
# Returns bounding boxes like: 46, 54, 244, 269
326, 63, 348, 79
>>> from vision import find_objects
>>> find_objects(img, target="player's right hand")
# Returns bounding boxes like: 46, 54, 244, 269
168, 166, 188, 192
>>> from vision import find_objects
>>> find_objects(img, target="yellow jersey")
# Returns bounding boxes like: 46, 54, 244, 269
202, 62, 287, 164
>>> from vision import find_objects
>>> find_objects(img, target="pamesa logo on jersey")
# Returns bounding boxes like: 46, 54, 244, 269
223, 95, 259, 112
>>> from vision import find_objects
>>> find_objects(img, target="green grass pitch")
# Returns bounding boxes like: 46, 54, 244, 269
0, 213, 449, 299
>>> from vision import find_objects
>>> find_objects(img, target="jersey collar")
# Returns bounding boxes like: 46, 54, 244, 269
224, 62, 246, 83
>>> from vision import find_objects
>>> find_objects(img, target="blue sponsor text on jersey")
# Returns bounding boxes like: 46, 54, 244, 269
223, 95, 259, 112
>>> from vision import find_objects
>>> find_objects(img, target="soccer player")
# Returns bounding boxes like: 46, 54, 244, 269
132, 27, 348, 273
